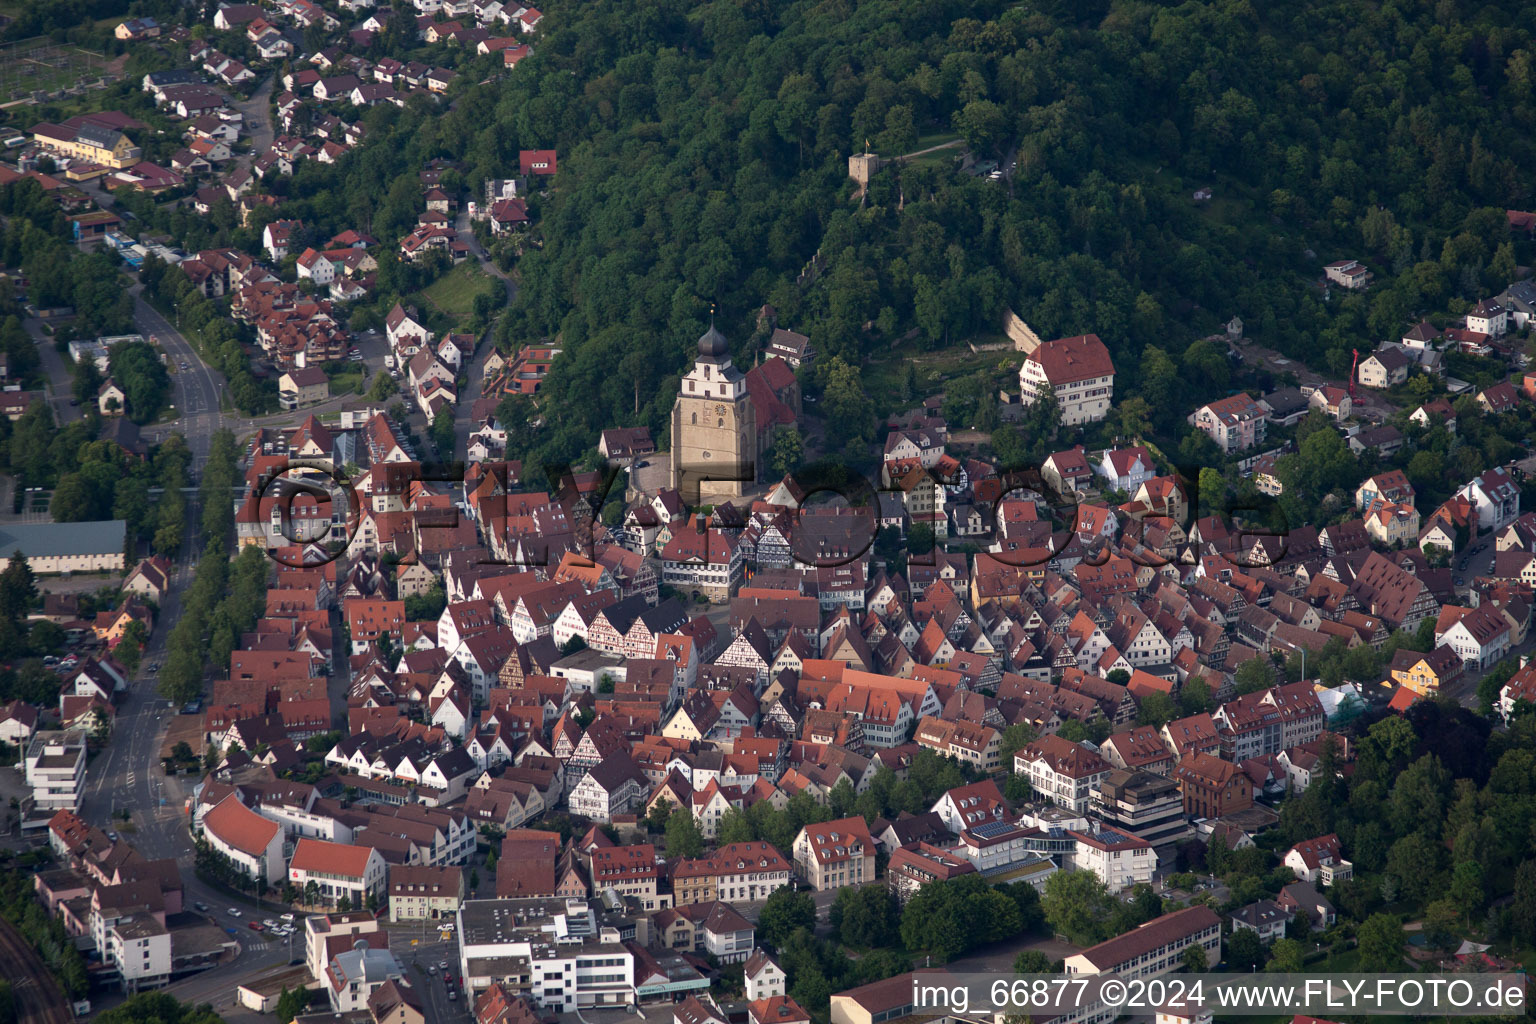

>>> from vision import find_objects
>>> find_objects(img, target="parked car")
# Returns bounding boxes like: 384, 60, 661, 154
194, 902, 208, 912
281, 913, 295, 923
248, 922, 264, 932
228, 908, 242, 917
263, 919, 279, 929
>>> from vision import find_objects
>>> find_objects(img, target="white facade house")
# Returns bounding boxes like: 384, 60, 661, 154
1436, 605, 1512, 672
1283, 835, 1354, 886
25, 731, 87, 812
103, 916, 172, 993
457, 898, 637, 1007
1019, 334, 1115, 425
1064, 824, 1156, 894
325, 947, 406, 1012
567, 758, 643, 822
289, 838, 388, 908
1467, 298, 1509, 338
1015, 736, 1111, 814
1457, 468, 1521, 532
202, 794, 286, 884
743, 951, 786, 1001
1096, 446, 1157, 494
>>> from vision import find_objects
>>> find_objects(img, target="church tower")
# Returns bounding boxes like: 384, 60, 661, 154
670, 324, 756, 504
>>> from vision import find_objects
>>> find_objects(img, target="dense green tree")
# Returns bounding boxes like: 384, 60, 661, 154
664, 809, 704, 859
1357, 914, 1407, 972
1226, 928, 1264, 974
1267, 937, 1306, 973
830, 885, 898, 949
1041, 868, 1114, 945
758, 887, 816, 951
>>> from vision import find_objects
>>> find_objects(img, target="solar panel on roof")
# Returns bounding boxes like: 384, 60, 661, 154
969, 820, 1016, 839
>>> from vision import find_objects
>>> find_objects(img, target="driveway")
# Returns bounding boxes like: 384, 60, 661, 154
24, 316, 84, 425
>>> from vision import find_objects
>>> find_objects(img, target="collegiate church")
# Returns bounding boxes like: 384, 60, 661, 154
669, 324, 801, 504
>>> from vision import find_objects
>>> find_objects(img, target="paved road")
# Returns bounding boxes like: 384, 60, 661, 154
232, 77, 274, 174
450, 205, 518, 459
134, 289, 230, 467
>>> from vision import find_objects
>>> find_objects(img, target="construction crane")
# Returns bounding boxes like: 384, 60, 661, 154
1348, 348, 1359, 400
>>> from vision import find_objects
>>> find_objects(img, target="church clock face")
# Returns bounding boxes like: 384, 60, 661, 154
716, 404, 726, 415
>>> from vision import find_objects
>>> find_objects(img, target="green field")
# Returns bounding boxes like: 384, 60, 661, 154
415, 261, 490, 318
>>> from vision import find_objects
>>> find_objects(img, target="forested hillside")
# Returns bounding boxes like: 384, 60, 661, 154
282, 0, 1536, 466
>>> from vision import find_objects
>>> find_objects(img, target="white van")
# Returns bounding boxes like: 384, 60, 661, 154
3, 136, 25, 149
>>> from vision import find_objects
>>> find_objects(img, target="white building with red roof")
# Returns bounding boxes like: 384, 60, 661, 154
201, 793, 285, 883
289, 837, 387, 907
1018, 333, 1115, 425
791, 816, 873, 891
1016, 735, 1111, 813
1097, 445, 1157, 493
1191, 393, 1267, 453
1282, 834, 1353, 886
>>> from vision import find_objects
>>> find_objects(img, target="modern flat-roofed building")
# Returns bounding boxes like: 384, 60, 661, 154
456, 897, 638, 1007
1092, 768, 1190, 846
25, 730, 87, 811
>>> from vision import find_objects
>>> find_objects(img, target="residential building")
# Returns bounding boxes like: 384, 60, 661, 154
389, 864, 465, 921
25, 731, 87, 812
326, 946, 406, 1012
1356, 348, 1413, 389
671, 842, 792, 906
1387, 645, 1464, 698
1064, 823, 1155, 893
1230, 899, 1289, 943
1436, 604, 1512, 672
1323, 259, 1372, 290
1467, 298, 1508, 338
1283, 835, 1353, 886
792, 817, 874, 891
1457, 468, 1521, 532
1191, 394, 1267, 453
744, 950, 786, 1001
1016, 735, 1111, 814
1172, 752, 1252, 819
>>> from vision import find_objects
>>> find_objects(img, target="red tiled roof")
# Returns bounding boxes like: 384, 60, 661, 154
290, 837, 376, 878
203, 794, 281, 857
